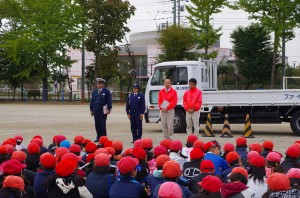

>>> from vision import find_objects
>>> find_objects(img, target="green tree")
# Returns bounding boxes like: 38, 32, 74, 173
186, 0, 228, 59
0, 0, 83, 100
217, 63, 234, 90
83, 0, 135, 86
157, 25, 198, 62
239, 0, 300, 88
231, 24, 273, 89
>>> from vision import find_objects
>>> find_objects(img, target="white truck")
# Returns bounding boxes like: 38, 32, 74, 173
144, 59, 300, 136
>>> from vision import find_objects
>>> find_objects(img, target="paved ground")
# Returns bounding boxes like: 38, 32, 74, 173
0, 103, 298, 154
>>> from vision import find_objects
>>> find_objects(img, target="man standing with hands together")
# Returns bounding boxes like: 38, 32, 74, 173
183, 78, 202, 134
158, 79, 178, 139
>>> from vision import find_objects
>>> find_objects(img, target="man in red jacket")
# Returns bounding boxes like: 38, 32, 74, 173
158, 79, 178, 139
183, 78, 202, 135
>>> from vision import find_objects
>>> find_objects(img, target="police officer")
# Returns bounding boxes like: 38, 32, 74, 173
126, 84, 146, 143
90, 78, 112, 142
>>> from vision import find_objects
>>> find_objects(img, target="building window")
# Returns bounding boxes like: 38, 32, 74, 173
77, 78, 82, 90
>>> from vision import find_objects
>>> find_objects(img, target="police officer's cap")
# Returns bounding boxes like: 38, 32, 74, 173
132, 84, 140, 89
96, 78, 106, 84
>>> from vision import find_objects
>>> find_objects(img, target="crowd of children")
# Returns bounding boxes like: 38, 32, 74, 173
0, 134, 300, 198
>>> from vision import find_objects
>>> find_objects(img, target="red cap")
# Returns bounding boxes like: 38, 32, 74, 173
231, 167, 248, 178
5, 144, 15, 154
40, 152, 57, 168
112, 141, 123, 151
86, 153, 95, 163
31, 138, 43, 147
117, 156, 139, 174
62, 153, 80, 165
55, 159, 76, 177
14, 136, 23, 142
292, 143, 300, 150
134, 139, 142, 148
11, 151, 26, 163
55, 135, 66, 145
266, 152, 281, 163
95, 148, 110, 157
104, 140, 113, 148
247, 151, 259, 162
95, 153, 110, 166
160, 139, 172, 149
82, 139, 92, 145
190, 148, 204, 160
249, 143, 262, 154
263, 140, 274, 150
0, 145, 8, 154
85, 142, 97, 153
193, 140, 205, 150
141, 138, 153, 149
99, 136, 109, 145
55, 147, 69, 161
170, 140, 183, 151
225, 151, 240, 164
223, 143, 235, 152
2, 159, 26, 175
286, 146, 300, 159
69, 144, 81, 154
236, 137, 247, 146
286, 168, 300, 179
199, 175, 222, 193
2, 139, 16, 147
250, 156, 266, 167
74, 135, 84, 144
200, 160, 215, 173
27, 142, 40, 154
204, 141, 218, 152
154, 146, 167, 157
32, 135, 42, 140
3, 176, 24, 191
163, 161, 181, 178
105, 147, 115, 157
187, 134, 198, 144
266, 173, 290, 191
158, 182, 182, 198
156, 155, 171, 167
123, 148, 133, 156
132, 147, 146, 160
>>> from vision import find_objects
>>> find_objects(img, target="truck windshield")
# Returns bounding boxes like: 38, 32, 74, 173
150, 66, 188, 85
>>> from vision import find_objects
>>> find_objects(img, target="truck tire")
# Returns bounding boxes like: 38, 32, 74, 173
290, 111, 300, 136
174, 109, 186, 133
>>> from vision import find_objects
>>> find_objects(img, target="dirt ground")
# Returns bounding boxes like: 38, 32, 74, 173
0, 103, 298, 154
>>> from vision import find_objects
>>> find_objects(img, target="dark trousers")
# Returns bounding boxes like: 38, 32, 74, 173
130, 113, 142, 141
94, 109, 107, 139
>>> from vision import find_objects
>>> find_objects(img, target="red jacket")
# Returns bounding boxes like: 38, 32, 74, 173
183, 87, 202, 111
158, 87, 178, 110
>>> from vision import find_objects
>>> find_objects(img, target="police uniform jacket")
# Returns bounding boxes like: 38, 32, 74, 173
126, 92, 146, 115
90, 88, 112, 111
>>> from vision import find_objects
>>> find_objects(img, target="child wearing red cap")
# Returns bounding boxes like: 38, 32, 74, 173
188, 160, 223, 194
182, 148, 204, 179
235, 137, 248, 167
148, 146, 168, 174
281, 146, 300, 173
221, 167, 255, 198
190, 175, 223, 198
0, 176, 25, 197
222, 151, 243, 180
265, 151, 285, 177
169, 140, 187, 171
261, 140, 274, 158
109, 156, 148, 198
182, 135, 198, 160
25, 142, 41, 172
247, 156, 268, 198
131, 147, 149, 184
15, 135, 27, 152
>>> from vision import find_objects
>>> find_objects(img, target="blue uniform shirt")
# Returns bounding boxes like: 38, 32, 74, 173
204, 152, 229, 175
90, 88, 112, 111
126, 92, 146, 115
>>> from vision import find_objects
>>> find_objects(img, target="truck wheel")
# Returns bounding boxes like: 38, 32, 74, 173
174, 109, 186, 133
290, 111, 300, 136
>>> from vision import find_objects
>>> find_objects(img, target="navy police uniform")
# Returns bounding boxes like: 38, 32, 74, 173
126, 87, 146, 142
90, 78, 112, 140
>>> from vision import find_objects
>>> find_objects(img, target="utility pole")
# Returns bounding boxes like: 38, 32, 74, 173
81, 23, 85, 104
178, 0, 180, 25
173, 0, 177, 25
282, 29, 286, 89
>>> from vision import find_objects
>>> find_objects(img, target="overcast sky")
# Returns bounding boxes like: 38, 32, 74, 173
125, 0, 300, 66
